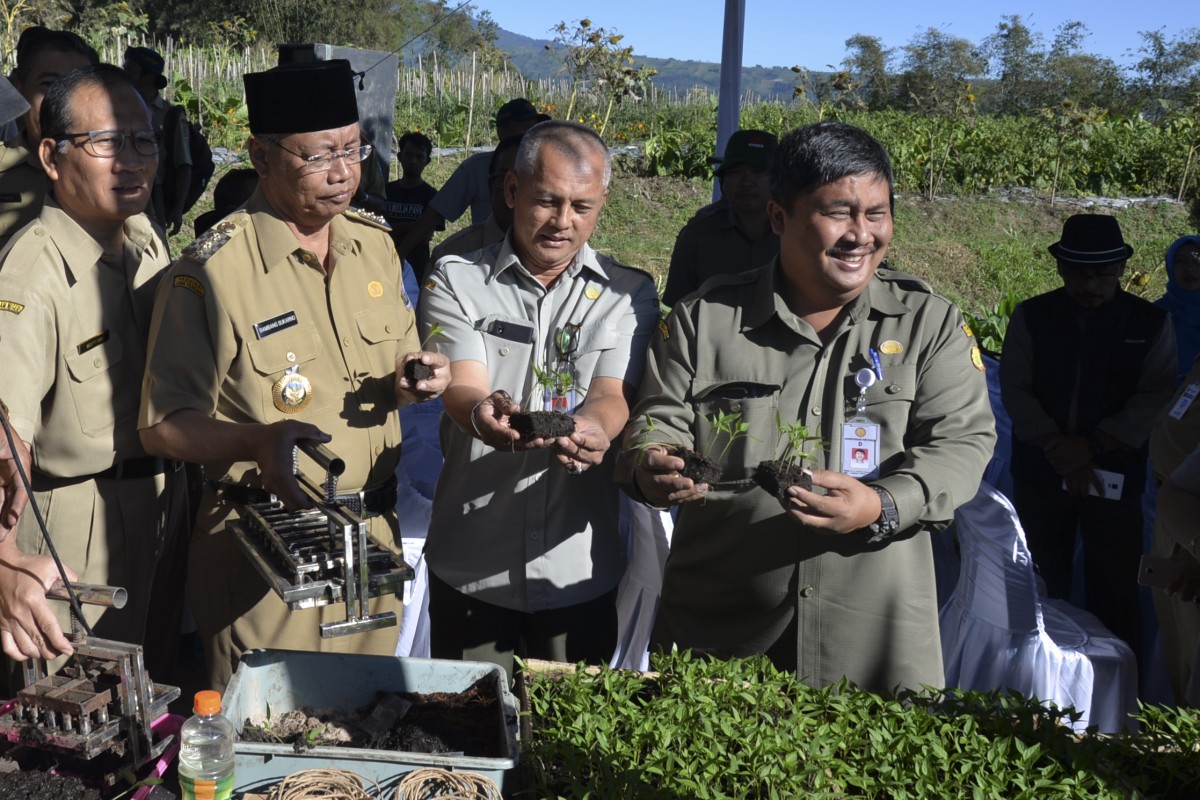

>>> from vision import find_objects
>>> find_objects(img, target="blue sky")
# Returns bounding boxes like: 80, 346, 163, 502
466, 0, 1192, 72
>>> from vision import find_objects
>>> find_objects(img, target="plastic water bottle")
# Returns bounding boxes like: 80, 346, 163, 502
178, 690, 235, 800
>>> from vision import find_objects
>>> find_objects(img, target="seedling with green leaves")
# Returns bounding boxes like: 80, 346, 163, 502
702, 409, 753, 462
755, 412, 822, 497
421, 322, 447, 349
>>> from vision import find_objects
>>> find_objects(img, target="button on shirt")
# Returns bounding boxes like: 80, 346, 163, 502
419, 236, 660, 612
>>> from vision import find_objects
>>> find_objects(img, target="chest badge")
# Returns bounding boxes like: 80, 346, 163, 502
272, 366, 313, 413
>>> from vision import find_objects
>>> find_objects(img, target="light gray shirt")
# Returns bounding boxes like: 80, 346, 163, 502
418, 235, 660, 611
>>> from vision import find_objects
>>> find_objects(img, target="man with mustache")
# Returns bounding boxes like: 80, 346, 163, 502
622, 121, 994, 693
418, 121, 659, 678
0, 65, 187, 675
139, 60, 448, 691
1001, 213, 1175, 668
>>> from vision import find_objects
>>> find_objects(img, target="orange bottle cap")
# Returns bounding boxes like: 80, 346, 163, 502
194, 690, 222, 715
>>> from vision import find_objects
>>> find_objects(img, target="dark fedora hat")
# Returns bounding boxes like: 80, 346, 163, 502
1048, 214, 1134, 268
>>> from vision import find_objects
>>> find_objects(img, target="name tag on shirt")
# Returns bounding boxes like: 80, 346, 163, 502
1168, 382, 1200, 420
841, 420, 880, 479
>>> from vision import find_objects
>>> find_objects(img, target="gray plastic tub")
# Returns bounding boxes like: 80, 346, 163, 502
222, 649, 519, 795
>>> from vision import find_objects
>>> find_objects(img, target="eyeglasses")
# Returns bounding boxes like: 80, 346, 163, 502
271, 139, 372, 172
59, 129, 160, 158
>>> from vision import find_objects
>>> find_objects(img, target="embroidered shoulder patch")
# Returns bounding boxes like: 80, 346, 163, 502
182, 217, 245, 263
173, 275, 206, 298
344, 206, 392, 231
0, 299, 25, 314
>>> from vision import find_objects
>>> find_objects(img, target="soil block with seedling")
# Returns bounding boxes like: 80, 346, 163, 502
509, 360, 584, 441
754, 415, 820, 499
403, 323, 446, 383
629, 411, 750, 486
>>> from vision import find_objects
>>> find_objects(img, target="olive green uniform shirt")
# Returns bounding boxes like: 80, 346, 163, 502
0, 134, 48, 251
621, 262, 995, 693
0, 200, 183, 649
140, 188, 420, 689
661, 202, 779, 307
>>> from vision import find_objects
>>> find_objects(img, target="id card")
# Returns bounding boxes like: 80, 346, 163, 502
1168, 382, 1200, 420
1061, 468, 1125, 500
841, 420, 880, 479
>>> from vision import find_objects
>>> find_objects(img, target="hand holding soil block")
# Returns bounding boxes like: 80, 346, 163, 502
510, 410, 576, 441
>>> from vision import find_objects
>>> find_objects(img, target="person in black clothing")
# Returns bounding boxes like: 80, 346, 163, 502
1000, 214, 1176, 666
383, 131, 442, 278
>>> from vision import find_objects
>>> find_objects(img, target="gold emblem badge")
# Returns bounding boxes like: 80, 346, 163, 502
879, 340, 903, 355
657, 319, 670, 340
272, 366, 312, 413
962, 324, 975, 339
855, 426, 867, 437
368, 280, 384, 298
970, 344, 985, 372
424, 279, 437, 291
585, 285, 601, 300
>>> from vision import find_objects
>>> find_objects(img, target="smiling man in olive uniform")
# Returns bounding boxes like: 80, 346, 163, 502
623, 121, 994, 693
139, 60, 448, 690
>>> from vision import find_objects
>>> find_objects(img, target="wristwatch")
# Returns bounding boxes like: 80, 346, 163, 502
865, 485, 900, 543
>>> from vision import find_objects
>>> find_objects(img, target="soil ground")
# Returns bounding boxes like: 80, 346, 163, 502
674, 447, 721, 485
754, 460, 813, 498
510, 410, 575, 440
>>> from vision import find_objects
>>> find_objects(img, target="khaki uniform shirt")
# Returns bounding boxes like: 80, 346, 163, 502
0, 200, 180, 651
0, 199, 165, 474
429, 215, 504, 264
141, 188, 418, 492
0, 134, 48, 251
621, 262, 995, 693
419, 237, 660, 611
661, 203, 779, 307
140, 188, 420, 688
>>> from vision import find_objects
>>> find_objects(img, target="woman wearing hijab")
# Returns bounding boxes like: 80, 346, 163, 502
1156, 235, 1200, 380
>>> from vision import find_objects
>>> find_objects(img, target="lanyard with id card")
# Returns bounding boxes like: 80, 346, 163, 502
842, 353, 883, 480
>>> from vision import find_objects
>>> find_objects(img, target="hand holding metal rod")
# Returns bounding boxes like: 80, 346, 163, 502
46, 580, 127, 609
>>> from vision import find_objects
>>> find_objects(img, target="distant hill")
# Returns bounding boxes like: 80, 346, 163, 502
495, 28, 801, 100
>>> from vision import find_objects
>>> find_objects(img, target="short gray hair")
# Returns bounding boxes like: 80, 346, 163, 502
512, 120, 611, 189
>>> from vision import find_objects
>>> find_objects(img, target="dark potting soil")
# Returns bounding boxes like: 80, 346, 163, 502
0, 770, 103, 800
363, 685, 500, 757
673, 447, 722, 485
510, 410, 575, 440
754, 460, 813, 498
239, 684, 502, 758
403, 360, 434, 383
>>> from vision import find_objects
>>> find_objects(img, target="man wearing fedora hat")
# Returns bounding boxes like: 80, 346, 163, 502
662, 129, 780, 307
122, 46, 193, 235
139, 59, 449, 690
1001, 213, 1176, 665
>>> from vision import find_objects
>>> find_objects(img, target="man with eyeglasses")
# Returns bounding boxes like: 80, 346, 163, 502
138, 60, 448, 691
0, 64, 188, 680
417, 121, 659, 678
1001, 213, 1176, 669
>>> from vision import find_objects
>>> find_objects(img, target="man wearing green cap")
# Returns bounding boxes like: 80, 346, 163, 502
662, 129, 780, 307
139, 59, 449, 690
